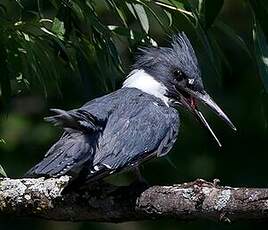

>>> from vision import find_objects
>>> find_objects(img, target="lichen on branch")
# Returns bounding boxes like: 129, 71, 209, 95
0, 177, 268, 222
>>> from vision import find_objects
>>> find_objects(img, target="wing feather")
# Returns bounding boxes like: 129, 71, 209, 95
25, 131, 94, 177
90, 97, 179, 179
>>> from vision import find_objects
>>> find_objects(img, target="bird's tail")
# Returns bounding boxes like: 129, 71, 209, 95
25, 131, 94, 178
25, 108, 99, 179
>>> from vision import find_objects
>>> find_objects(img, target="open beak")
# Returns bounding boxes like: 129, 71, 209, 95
174, 88, 236, 147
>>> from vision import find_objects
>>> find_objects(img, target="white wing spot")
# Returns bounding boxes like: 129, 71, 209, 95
93, 165, 100, 171
102, 163, 112, 169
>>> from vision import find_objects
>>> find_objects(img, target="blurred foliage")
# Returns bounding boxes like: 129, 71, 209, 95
1, 0, 268, 229
1, 0, 267, 107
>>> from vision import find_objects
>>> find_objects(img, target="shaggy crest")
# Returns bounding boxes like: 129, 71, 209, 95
132, 32, 203, 93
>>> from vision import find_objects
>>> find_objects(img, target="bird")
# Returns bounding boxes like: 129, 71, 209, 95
25, 32, 236, 185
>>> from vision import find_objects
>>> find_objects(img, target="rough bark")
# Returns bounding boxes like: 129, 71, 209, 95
0, 176, 268, 223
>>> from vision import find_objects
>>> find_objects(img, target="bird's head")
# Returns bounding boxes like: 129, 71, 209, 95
125, 32, 236, 146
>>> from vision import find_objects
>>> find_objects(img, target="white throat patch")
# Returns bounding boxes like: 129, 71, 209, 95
122, 69, 169, 106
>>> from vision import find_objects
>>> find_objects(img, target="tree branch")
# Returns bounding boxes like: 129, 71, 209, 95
0, 177, 268, 222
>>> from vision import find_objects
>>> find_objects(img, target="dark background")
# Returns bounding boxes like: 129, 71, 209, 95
0, 0, 268, 229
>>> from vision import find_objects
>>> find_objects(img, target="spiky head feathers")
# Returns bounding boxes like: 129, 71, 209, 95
132, 32, 204, 93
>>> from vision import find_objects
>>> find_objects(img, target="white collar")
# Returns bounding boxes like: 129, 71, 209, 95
122, 69, 169, 106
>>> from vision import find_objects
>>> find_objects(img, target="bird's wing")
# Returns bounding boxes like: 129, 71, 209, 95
25, 97, 113, 178
25, 89, 136, 178
88, 99, 179, 181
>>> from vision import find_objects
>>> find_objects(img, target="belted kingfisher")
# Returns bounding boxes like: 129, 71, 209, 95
26, 32, 236, 183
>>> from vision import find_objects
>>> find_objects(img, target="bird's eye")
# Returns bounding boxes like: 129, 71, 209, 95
174, 70, 185, 82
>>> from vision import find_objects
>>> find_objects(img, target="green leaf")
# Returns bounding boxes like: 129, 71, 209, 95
141, 1, 171, 31
126, 2, 137, 19
249, 0, 268, 37
164, 10, 172, 26
0, 4, 7, 15
48, 0, 59, 9
253, 20, 268, 93
105, 0, 127, 26
167, 0, 185, 9
132, 3, 149, 33
201, 0, 224, 28
70, 1, 85, 21
215, 21, 252, 58
0, 138, 6, 144
15, 0, 24, 9
51, 18, 65, 40
108, 25, 131, 36
0, 164, 7, 177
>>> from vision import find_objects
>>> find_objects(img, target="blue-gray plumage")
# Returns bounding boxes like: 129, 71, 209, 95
25, 32, 236, 184
26, 88, 179, 180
